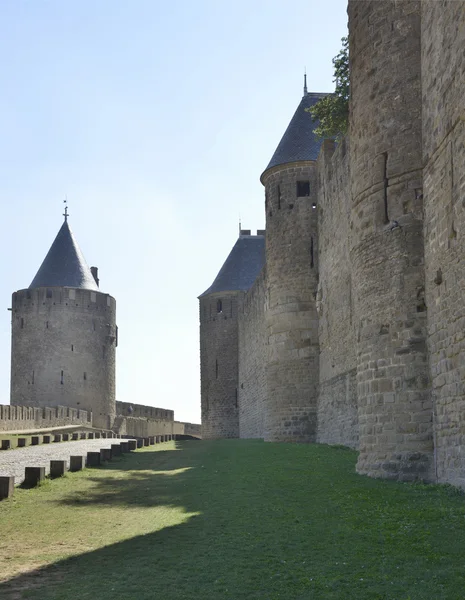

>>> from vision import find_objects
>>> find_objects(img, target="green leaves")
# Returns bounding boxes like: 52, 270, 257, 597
307, 37, 349, 139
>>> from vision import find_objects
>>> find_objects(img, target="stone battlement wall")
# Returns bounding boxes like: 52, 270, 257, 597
0, 404, 91, 432
116, 401, 174, 421
238, 266, 266, 439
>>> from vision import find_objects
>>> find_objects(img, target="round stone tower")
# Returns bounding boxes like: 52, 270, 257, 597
260, 85, 327, 442
199, 230, 265, 439
10, 215, 117, 430
348, 0, 433, 480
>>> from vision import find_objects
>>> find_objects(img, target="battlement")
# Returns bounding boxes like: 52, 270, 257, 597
12, 287, 116, 312
239, 229, 265, 237
0, 404, 91, 432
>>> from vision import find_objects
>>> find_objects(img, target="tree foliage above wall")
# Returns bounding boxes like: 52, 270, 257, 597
307, 37, 349, 139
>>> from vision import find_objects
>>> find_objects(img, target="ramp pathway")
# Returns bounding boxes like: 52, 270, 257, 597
0, 439, 125, 485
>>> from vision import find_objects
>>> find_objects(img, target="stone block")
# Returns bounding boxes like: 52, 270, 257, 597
136, 439, 143, 449
69, 456, 84, 472
50, 460, 66, 478
87, 452, 101, 467
53, 434, 62, 443
111, 444, 122, 456
31, 436, 40, 445
24, 467, 45, 487
143, 437, 150, 447
0, 476, 14, 500
120, 441, 130, 453
62, 433, 70, 441
72, 433, 79, 441
43, 435, 51, 444
88, 432, 94, 439
17, 438, 27, 448
100, 448, 112, 461
128, 440, 137, 451
1, 439, 11, 450
149, 436, 155, 445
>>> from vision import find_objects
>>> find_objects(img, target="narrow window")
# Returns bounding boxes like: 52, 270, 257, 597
115, 325, 118, 347
215, 359, 218, 379
46, 321, 49, 329
217, 299, 222, 313
297, 181, 310, 197
20, 318, 24, 329
277, 185, 282, 209
310, 237, 314, 268
235, 388, 238, 409
60, 370, 64, 385
93, 320, 96, 331
312, 202, 317, 210
71, 344, 74, 352
83, 372, 87, 381
230, 301, 233, 318
46, 289, 52, 299
32, 370, 34, 385
383, 152, 389, 223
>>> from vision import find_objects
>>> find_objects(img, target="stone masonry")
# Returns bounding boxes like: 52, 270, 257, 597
199, 0, 465, 487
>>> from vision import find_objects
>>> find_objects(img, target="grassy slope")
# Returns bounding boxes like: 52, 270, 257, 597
0, 439, 464, 600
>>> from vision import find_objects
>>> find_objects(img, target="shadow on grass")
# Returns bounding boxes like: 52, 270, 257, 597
1, 440, 465, 600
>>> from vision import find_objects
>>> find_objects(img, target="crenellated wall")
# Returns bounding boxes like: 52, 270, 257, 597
238, 267, 266, 439
315, 138, 358, 449
0, 404, 91, 431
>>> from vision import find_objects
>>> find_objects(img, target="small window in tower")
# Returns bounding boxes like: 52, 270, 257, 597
215, 359, 219, 379
312, 202, 317, 210
297, 181, 310, 197
83, 372, 87, 381
32, 370, 34, 385
71, 345, 74, 352
60, 370, 64, 385
217, 299, 222, 313
277, 185, 282, 209
46, 321, 49, 329
20, 318, 24, 329
46, 289, 52, 299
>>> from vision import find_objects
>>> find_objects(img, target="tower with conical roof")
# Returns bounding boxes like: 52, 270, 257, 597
261, 84, 328, 442
10, 214, 117, 430
199, 229, 265, 439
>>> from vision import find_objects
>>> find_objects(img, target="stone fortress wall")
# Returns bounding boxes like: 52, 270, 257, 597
0, 404, 91, 432
10, 286, 116, 430
201, 0, 465, 487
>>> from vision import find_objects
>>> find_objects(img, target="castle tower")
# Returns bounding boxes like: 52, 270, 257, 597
260, 87, 327, 442
10, 215, 117, 430
199, 230, 265, 439
348, 0, 433, 480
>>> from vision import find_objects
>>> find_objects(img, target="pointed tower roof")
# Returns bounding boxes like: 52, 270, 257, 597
199, 232, 265, 298
261, 89, 329, 180
29, 220, 99, 291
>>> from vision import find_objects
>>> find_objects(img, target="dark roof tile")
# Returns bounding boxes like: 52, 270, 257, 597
199, 235, 265, 297
262, 92, 329, 177
29, 221, 99, 291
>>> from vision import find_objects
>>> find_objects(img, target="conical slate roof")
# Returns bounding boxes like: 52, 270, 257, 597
29, 220, 99, 291
262, 92, 329, 178
199, 234, 265, 297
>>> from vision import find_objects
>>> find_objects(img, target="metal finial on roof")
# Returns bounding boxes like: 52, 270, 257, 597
63, 196, 69, 222
303, 69, 308, 95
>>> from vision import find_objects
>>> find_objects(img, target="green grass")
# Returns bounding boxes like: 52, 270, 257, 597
1, 439, 465, 600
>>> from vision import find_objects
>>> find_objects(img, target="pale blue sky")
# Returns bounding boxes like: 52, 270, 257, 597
0, 0, 348, 423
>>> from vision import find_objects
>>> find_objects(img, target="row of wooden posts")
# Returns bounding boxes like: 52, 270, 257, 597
0, 434, 175, 500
